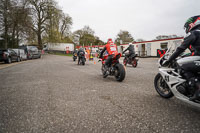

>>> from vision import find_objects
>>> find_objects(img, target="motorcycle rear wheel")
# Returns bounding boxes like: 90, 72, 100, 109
115, 64, 126, 82
154, 73, 174, 98
132, 59, 137, 67
123, 58, 127, 66
82, 58, 85, 65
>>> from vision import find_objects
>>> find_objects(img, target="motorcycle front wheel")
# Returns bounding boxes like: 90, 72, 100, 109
154, 73, 174, 98
114, 63, 126, 82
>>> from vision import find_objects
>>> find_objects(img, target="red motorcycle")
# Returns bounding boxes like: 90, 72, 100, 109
99, 53, 126, 82
123, 54, 138, 67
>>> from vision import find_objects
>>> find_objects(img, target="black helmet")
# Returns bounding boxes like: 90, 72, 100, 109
184, 15, 200, 33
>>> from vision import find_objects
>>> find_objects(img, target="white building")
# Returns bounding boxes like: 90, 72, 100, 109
45, 43, 74, 52
120, 37, 186, 57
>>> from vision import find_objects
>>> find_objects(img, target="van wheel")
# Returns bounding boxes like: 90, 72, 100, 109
17, 57, 20, 62
7, 57, 12, 64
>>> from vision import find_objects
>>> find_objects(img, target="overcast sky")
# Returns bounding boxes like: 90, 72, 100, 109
58, 0, 200, 42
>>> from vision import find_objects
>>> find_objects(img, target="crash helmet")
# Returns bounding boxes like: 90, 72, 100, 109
107, 38, 113, 44
129, 43, 133, 46
184, 15, 200, 33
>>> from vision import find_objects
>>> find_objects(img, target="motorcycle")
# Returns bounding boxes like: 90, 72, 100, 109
78, 52, 86, 65
99, 53, 126, 82
123, 54, 139, 67
154, 45, 200, 108
73, 53, 77, 61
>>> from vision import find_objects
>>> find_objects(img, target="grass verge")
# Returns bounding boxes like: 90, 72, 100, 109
49, 52, 73, 56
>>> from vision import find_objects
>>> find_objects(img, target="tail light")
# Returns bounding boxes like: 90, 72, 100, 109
3, 53, 6, 58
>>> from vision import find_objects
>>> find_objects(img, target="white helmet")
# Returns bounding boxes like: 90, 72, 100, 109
129, 43, 133, 46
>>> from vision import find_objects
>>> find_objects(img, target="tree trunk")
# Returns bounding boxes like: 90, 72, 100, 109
16, 25, 19, 47
12, 23, 16, 48
38, 30, 42, 49
4, 0, 8, 49
37, 21, 42, 49
4, 19, 8, 49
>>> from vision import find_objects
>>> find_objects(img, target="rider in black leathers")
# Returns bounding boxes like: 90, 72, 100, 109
77, 47, 85, 65
122, 43, 135, 60
73, 49, 78, 55
163, 15, 200, 101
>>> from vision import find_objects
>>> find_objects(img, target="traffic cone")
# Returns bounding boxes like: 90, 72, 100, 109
94, 61, 96, 64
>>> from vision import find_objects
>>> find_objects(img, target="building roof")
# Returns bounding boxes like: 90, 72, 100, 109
120, 37, 184, 45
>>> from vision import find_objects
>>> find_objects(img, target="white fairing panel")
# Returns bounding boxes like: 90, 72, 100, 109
159, 68, 200, 108
177, 56, 200, 66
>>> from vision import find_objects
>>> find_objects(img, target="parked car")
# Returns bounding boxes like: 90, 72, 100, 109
13, 49, 27, 61
19, 46, 41, 59
0, 49, 20, 63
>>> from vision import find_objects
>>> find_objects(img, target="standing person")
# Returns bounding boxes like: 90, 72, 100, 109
99, 38, 118, 75
162, 15, 200, 101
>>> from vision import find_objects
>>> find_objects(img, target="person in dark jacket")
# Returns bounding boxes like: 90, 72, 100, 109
163, 15, 200, 101
122, 43, 135, 60
77, 47, 85, 65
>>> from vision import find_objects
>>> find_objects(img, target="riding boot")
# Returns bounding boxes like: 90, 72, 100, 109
189, 82, 200, 101
104, 65, 109, 76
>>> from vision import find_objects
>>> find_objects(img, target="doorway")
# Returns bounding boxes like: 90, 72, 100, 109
141, 44, 145, 56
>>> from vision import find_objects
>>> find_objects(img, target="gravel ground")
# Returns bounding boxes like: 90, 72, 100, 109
0, 54, 200, 133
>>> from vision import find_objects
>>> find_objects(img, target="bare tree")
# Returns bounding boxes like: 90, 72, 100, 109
73, 26, 104, 46
28, 0, 53, 48
0, 0, 34, 48
136, 38, 146, 42
10, 0, 32, 47
115, 30, 134, 45
60, 13, 72, 40
0, 0, 12, 48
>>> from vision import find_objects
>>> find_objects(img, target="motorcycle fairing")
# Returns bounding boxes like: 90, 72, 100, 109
159, 68, 200, 108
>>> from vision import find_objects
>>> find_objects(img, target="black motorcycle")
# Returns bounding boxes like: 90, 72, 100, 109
78, 52, 86, 65
123, 54, 138, 67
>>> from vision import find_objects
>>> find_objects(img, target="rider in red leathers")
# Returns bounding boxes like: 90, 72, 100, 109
99, 38, 118, 74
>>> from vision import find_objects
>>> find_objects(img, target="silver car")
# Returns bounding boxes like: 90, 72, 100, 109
13, 49, 27, 61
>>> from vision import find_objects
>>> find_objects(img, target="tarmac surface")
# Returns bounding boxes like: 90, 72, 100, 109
0, 54, 200, 133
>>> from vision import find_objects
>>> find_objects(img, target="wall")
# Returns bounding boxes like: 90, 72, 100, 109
120, 38, 185, 57
47, 43, 74, 51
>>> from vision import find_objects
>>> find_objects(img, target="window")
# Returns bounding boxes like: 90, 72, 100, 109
160, 42, 168, 49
